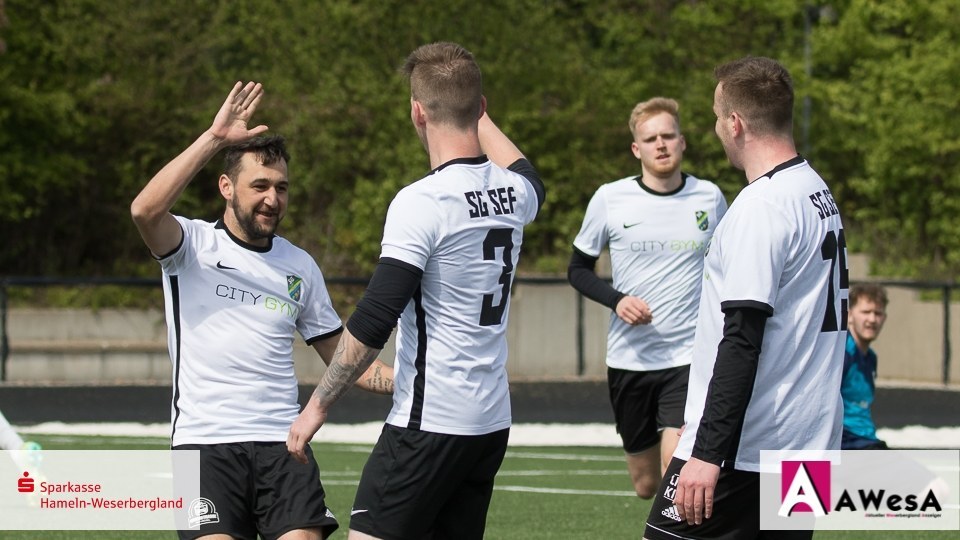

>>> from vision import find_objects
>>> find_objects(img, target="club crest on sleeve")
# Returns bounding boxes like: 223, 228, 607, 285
696, 210, 709, 231
287, 275, 303, 301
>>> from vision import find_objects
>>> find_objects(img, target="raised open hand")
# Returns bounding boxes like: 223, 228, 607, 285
208, 81, 269, 143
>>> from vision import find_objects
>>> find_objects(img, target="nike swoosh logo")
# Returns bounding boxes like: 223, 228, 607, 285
350, 509, 369, 516
216, 261, 237, 270
623, 222, 643, 229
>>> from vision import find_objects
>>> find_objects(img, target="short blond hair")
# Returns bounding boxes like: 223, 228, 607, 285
629, 97, 680, 139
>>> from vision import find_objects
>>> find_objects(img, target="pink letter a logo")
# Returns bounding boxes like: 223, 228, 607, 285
779, 461, 830, 517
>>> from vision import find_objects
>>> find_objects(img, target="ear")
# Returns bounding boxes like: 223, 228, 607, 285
679, 134, 687, 152
630, 141, 642, 160
411, 99, 427, 127
730, 112, 744, 138
218, 174, 233, 200
478, 95, 487, 119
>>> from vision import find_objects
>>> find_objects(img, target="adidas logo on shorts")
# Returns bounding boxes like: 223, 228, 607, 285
661, 504, 682, 522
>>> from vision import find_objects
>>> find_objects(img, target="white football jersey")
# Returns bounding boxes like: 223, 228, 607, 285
159, 217, 342, 446
573, 174, 727, 371
675, 158, 847, 471
381, 157, 540, 435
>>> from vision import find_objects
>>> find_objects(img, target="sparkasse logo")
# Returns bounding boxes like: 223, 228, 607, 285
18, 472, 34, 493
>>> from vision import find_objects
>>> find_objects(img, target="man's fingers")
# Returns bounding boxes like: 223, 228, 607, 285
685, 490, 697, 525
704, 485, 714, 520
290, 436, 308, 464
693, 488, 704, 525
240, 82, 263, 110
225, 81, 243, 104
674, 484, 687, 521
286, 426, 308, 464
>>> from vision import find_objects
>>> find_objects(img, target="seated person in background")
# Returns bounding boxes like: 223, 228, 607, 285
841, 283, 889, 449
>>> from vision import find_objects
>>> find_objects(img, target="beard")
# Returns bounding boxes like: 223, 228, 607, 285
230, 197, 281, 241
648, 157, 681, 177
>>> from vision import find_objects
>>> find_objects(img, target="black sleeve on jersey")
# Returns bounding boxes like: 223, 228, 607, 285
720, 299, 774, 316
567, 247, 625, 311
508, 158, 545, 215
304, 326, 344, 346
691, 305, 770, 467
346, 257, 423, 350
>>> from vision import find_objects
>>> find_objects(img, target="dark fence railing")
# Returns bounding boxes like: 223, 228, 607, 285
0, 276, 955, 384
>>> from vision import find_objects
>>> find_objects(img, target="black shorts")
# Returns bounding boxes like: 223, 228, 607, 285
350, 424, 509, 540
644, 457, 812, 540
608, 365, 689, 453
174, 442, 338, 540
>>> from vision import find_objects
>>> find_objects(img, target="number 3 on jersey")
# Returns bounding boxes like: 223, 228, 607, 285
480, 228, 515, 326
820, 228, 849, 332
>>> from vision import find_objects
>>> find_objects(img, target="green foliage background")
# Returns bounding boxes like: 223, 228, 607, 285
1, 0, 958, 280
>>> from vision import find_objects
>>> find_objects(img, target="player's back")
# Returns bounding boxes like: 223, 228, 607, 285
728, 157, 847, 465
381, 156, 541, 435
680, 156, 847, 470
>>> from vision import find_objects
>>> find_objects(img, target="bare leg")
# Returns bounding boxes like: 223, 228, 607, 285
278, 527, 325, 540
659, 427, 681, 476
348, 529, 382, 540
625, 445, 661, 499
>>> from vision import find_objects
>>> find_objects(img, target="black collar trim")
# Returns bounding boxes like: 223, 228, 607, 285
754, 155, 805, 182
634, 172, 688, 197
430, 155, 488, 175
215, 219, 273, 253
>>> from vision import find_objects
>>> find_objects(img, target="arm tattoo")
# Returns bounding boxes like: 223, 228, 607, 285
362, 364, 394, 395
312, 337, 380, 408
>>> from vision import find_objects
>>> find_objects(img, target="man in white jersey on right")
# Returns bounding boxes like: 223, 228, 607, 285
644, 56, 847, 540
287, 42, 544, 539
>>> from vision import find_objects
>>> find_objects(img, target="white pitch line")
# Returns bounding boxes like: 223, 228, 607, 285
495, 485, 636, 497
322, 479, 639, 498
505, 450, 624, 462
496, 469, 625, 477
321, 469, 626, 478
322, 479, 360, 487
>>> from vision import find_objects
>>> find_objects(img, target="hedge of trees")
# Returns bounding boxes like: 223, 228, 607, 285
1, 0, 958, 280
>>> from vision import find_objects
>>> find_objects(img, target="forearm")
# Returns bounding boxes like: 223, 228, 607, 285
692, 307, 768, 465
567, 249, 624, 310
478, 112, 524, 167
312, 328, 382, 411
131, 130, 225, 225
354, 359, 394, 395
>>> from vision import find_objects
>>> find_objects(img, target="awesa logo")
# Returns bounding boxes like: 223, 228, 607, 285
778, 460, 943, 517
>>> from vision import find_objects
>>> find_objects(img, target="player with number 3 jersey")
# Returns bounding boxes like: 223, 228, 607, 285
288, 42, 544, 540
380, 154, 540, 434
